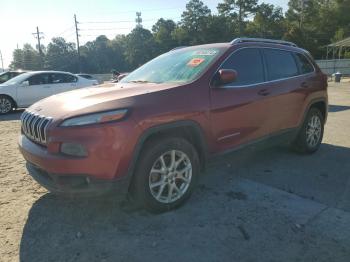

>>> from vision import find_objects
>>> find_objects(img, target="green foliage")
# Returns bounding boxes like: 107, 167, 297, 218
45, 37, 78, 72
10, 0, 350, 73
124, 27, 156, 68
10, 44, 41, 70
218, 0, 258, 34
246, 3, 285, 39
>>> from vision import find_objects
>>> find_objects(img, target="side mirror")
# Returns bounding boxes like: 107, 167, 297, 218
21, 80, 29, 86
214, 69, 237, 87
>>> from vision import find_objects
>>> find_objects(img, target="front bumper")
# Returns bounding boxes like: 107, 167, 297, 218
26, 162, 129, 196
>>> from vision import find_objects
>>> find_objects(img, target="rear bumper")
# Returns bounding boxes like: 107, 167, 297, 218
26, 162, 129, 196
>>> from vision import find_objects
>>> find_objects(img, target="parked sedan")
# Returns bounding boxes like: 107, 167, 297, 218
0, 71, 99, 114
0, 70, 27, 84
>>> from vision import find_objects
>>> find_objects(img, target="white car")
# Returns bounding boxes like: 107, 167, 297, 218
0, 71, 99, 114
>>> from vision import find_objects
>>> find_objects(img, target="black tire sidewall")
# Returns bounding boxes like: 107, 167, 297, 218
132, 137, 200, 212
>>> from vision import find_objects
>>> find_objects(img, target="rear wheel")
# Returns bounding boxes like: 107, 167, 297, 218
292, 107, 324, 153
0, 96, 13, 114
130, 137, 200, 212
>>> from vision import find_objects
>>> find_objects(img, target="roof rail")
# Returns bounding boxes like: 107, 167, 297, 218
231, 38, 297, 47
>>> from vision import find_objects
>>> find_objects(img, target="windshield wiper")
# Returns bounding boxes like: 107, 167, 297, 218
129, 80, 162, 84
129, 80, 151, 83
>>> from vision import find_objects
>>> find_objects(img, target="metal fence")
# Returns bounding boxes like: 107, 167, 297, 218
316, 59, 350, 76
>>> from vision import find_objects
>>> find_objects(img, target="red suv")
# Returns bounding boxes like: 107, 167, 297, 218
18, 38, 328, 212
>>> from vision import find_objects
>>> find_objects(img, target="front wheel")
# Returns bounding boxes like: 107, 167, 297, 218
292, 108, 324, 154
130, 137, 200, 212
0, 96, 14, 114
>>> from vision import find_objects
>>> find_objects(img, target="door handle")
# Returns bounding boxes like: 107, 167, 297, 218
301, 82, 309, 88
258, 89, 270, 96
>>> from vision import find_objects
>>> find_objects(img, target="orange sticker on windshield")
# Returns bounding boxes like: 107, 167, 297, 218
187, 58, 205, 67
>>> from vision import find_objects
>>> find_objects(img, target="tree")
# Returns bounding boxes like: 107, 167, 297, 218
45, 37, 78, 72
152, 19, 177, 54
10, 44, 41, 70
246, 3, 285, 39
175, 0, 211, 45
124, 27, 156, 69
217, 0, 258, 35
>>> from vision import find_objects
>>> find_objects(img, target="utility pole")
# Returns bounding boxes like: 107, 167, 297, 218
74, 14, 82, 73
135, 12, 142, 28
32, 26, 44, 68
0, 50, 4, 72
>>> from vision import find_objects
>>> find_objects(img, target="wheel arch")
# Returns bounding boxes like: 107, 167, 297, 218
125, 120, 209, 191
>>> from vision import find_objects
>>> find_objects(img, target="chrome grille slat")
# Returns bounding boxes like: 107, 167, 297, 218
20, 110, 52, 145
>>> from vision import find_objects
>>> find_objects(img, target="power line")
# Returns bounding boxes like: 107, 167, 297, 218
79, 6, 184, 16
80, 27, 133, 31
57, 26, 75, 36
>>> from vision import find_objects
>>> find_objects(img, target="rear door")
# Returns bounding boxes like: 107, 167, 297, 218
50, 73, 78, 94
16, 73, 52, 106
210, 48, 272, 152
262, 49, 312, 132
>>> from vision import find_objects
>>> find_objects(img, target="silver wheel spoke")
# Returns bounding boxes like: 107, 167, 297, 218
159, 155, 166, 169
169, 150, 176, 169
167, 185, 174, 202
150, 180, 165, 189
156, 184, 166, 199
151, 167, 165, 174
177, 173, 189, 183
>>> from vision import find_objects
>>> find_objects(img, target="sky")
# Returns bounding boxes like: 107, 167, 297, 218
0, 0, 288, 68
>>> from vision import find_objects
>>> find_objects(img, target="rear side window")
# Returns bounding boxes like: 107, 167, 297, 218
221, 48, 264, 86
51, 73, 77, 84
295, 53, 314, 74
263, 49, 298, 81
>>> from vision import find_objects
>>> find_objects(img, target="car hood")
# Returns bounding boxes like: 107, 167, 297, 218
27, 82, 177, 119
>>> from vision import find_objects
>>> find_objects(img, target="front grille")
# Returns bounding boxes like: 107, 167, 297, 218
20, 111, 53, 145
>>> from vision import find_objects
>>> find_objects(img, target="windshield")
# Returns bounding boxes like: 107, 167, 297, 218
121, 47, 225, 84
3, 72, 31, 85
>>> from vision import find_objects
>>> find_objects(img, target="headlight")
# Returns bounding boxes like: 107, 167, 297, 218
60, 109, 128, 127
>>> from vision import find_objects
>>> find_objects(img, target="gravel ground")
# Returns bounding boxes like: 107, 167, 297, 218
1, 82, 350, 262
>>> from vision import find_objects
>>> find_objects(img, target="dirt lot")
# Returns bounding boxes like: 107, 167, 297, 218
1, 82, 350, 262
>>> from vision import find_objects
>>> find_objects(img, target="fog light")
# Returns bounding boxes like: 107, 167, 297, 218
60, 143, 88, 157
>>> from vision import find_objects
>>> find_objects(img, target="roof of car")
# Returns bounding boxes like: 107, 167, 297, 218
22, 70, 74, 76
170, 39, 309, 55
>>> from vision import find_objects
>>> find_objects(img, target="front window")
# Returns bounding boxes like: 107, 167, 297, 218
121, 47, 225, 84
3, 72, 32, 85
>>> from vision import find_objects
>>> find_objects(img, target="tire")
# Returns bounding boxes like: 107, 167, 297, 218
0, 96, 14, 115
292, 107, 324, 154
130, 137, 200, 213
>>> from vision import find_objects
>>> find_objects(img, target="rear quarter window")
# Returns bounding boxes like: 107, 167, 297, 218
295, 53, 314, 74
263, 49, 298, 81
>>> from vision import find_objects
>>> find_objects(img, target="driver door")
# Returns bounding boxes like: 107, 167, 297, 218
210, 48, 272, 152
16, 73, 52, 107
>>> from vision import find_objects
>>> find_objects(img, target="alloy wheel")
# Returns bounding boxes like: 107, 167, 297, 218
0, 98, 12, 114
148, 150, 192, 204
306, 115, 322, 147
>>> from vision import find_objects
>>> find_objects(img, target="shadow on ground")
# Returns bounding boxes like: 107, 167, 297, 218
19, 143, 350, 261
0, 109, 24, 121
328, 104, 350, 112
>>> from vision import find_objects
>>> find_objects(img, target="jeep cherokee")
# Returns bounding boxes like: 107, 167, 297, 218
18, 38, 328, 212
